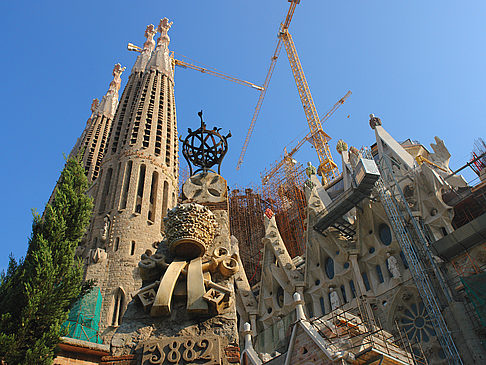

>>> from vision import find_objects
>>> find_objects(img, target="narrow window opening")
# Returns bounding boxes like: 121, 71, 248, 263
120, 161, 133, 209
99, 168, 113, 212
362, 272, 371, 291
349, 280, 356, 298
130, 241, 136, 255
376, 265, 384, 283
135, 164, 146, 214
161, 181, 169, 231
114, 237, 119, 252
319, 297, 326, 316
440, 227, 448, 237
111, 289, 124, 327
340, 285, 348, 303
110, 162, 121, 210
148, 171, 159, 221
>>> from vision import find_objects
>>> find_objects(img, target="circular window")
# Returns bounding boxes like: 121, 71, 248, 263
399, 301, 435, 343
379, 224, 392, 246
343, 262, 350, 269
325, 257, 334, 279
369, 247, 375, 254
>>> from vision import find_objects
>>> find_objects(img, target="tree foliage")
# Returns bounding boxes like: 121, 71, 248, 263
0, 155, 93, 364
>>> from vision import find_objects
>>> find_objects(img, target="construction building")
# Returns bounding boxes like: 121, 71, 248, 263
37, 3, 486, 364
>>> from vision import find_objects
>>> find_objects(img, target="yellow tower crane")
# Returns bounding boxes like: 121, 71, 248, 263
237, 0, 343, 182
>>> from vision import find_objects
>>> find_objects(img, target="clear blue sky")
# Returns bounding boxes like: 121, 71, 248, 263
1, 0, 485, 272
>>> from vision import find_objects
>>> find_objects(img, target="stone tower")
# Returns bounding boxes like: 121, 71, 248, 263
71, 63, 126, 183
80, 19, 179, 336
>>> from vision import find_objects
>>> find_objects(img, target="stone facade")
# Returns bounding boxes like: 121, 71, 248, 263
108, 172, 240, 364
77, 19, 179, 338
237, 118, 486, 364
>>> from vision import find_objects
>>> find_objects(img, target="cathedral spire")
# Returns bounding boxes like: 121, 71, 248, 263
147, 18, 174, 79
96, 63, 126, 119
132, 24, 157, 73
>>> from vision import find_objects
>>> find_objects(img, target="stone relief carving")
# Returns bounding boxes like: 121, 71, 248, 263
141, 336, 220, 365
183, 173, 227, 203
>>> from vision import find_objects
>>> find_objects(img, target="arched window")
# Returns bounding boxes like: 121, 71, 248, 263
362, 272, 371, 291
319, 297, 326, 316
114, 237, 119, 252
111, 288, 125, 327
340, 285, 348, 303
135, 165, 146, 214
148, 171, 159, 221
99, 168, 113, 212
120, 161, 133, 209
325, 257, 335, 279
349, 280, 356, 298
376, 265, 384, 283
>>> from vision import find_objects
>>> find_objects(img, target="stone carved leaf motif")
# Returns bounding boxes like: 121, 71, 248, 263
183, 173, 226, 203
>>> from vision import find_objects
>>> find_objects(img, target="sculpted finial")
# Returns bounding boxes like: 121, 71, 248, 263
143, 24, 157, 53
107, 63, 126, 95
90, 98, 100, 113
157, 17, 173, 48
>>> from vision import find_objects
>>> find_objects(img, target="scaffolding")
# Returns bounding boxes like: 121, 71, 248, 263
62, 287, 102, 344
254, 294, 424, 364
228, 163, 308, 284
260, 161, 308, 258
229, 186, 270, 286
362, 147, 463, 364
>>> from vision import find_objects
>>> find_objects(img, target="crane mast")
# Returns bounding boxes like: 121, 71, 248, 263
236, 0, 300, 170
280, 29, 339, 181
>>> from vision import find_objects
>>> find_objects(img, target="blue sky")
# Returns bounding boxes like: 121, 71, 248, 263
1, 1, 485, 271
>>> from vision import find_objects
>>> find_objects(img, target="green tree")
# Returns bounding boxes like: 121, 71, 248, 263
0, 155, 93, 364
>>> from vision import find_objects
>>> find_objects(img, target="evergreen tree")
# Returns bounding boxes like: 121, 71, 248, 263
0, 155, 93, 364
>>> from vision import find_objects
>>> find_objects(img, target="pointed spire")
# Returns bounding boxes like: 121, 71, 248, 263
96, 63, 126, 118
146, 18, 174, 79
132, 24, 157, 72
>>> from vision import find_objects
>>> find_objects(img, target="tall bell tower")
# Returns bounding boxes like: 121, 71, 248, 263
81, 18, 179, 336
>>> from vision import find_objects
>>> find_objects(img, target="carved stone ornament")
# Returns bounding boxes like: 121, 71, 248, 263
90, 248, 107, 264
183, 172, 227, 203
164, 203, 218, 259
369, 113, 382, 129
137, 245, 239, 317
141, 336, 220, 365
336, 139, 348, 154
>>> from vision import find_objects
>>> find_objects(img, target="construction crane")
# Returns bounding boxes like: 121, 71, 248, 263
127, 44, 263, 91
237, 0, 341, 182
236, 0, 300, 170
262, 91, 351, 185
280, 28, 340, 181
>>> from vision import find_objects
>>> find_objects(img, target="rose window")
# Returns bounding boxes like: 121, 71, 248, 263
399, 301, 436, 343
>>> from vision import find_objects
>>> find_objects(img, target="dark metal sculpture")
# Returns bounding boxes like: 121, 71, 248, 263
180, 111, 231, 176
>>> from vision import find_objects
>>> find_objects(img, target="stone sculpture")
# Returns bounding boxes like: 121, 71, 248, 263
387, 253, 401, 279
330, 287, 340, 311
137, 202, 239, 317
306, 161, 317, 177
